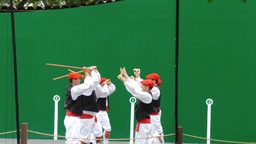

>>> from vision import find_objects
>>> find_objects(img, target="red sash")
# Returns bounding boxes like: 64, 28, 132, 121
135, 118, 151, 132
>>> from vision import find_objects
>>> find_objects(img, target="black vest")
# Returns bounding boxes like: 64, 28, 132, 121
97, 97, 109, 110
151, 86, 161, 112
64, 84, 73, 109
135, 92, 153, 122
64, 84, 83, 116
82, 90, 99, 113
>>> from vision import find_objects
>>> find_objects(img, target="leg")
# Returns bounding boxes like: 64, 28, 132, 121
98, 111, 111, 144
92, 116, 103, 143
64, 116, 80, 144
156, 114, 164, 143
79, 118, 94, 144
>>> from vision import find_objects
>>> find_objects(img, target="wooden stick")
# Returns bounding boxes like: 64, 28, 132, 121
68, 69, 76, 73
68, 69, 84, 77
68, 69, 83, 74
53, 74, 70, 81
53, 70, 83, 80
46, 63, 82, 70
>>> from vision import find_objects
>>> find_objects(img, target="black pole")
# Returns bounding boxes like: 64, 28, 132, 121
175, 0, 180, 143
9, 1, 21, 144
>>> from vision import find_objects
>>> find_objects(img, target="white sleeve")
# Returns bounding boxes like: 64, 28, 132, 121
95, 84, 109, 98
71, 76, 93, 100
151, 87, 160, 100
81, 70, 101, 96
91, 70, 101, 88
135, 77, 143, 86
108, 83, 116, 96
124, 79, 152, 104
135, 77, 143, 82
124, 78, 136, 94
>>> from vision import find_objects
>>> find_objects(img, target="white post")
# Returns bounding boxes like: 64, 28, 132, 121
129, 97, 137, 144
53, 95, 60, 140
206, 98, 213, 144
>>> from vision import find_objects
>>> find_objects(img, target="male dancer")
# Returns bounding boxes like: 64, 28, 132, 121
118, 68, 154, 144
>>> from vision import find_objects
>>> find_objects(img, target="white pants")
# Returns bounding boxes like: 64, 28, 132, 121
150, 114, 164, 143
158, 110, 163, 133
64, 116, 80, 144
158, 110, 164, 143
135, 123, 152, 144
79, 118, 94, 143
97, 111, 111, 131
97, 111, 111, 144
90, 118, 103, 144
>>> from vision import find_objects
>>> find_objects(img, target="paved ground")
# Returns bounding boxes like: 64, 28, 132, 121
0, 139, 177, 144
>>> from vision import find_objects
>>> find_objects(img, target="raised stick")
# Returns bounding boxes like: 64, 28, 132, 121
53, 70, 83, 80
68, 69, 84, 77
68, 69, 76, 73
68, 69, 83, 74
53, 74, 70, 81
46, 63, 82, 70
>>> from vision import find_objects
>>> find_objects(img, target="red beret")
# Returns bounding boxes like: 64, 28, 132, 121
140, 79, 154, 87
146, 73, 160, 81
100, 78, 107, 84
68, 73, 81, 79
157, 79, 162, 86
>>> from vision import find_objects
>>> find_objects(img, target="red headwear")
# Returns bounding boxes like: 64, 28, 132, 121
146, 73, 160, 81
68, 73, 81, 79
140, 79, 154, 87
100, 78, 107, 84
157, 79, 162, 86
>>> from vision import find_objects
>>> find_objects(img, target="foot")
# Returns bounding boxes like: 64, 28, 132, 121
104, 131, 111, 138
95, 137, 101, 143
157, 136, 163, 143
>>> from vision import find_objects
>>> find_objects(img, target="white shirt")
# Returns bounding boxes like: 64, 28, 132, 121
124, 78, 152, 104
150, 87, 160, 100
82, 70, 101, 96
95, 84, 109, 98
95, 83, 116, 98
70, 76, 93, 100
108, 83, 116, 96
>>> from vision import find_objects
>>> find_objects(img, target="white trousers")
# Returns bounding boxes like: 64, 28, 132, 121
135, 123, 152, 144
90, 117, 103, 144
150, 114, 164, 143
79, 118, 94, 143
97, 111, 111, 144
97, 111, 111, 131
158, 110, 163, 133
64, 116, 80, 144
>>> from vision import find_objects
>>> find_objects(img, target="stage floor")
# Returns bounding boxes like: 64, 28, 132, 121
0, 139, 175, 144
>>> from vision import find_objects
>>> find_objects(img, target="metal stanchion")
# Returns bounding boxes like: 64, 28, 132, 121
129, 97, 136, 144
206, 98, 213, 144
53, 95, 60, 140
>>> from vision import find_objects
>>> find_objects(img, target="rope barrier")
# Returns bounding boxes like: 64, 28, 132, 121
0, 130, 17, 136
183, 133, 256, 144
1, 129, 256, 143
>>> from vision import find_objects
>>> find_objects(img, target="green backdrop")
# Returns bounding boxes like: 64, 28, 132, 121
1, 0, 256, 143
